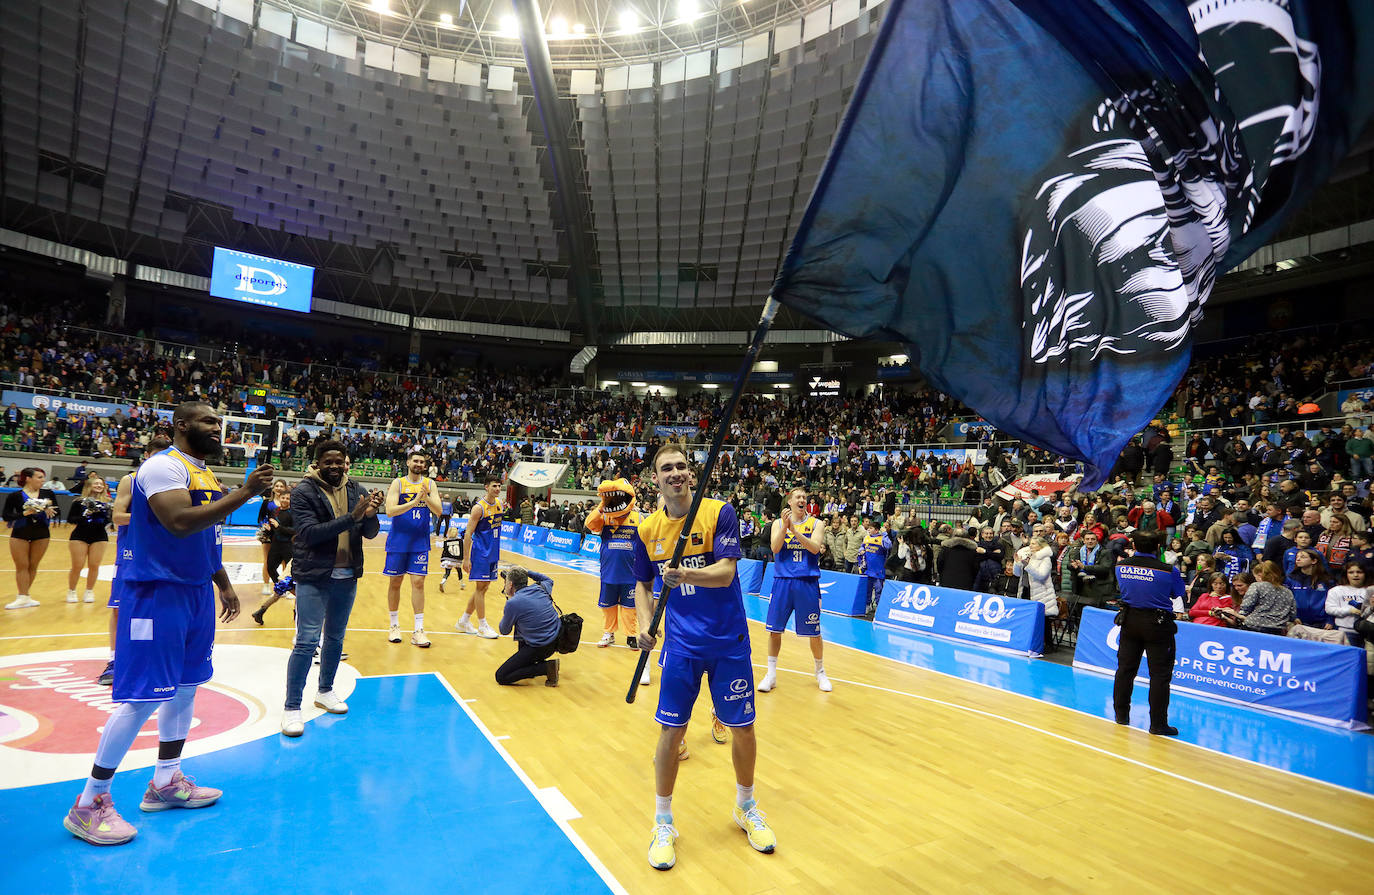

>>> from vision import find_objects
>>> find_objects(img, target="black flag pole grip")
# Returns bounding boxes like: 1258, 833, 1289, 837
627, 296, 780, 704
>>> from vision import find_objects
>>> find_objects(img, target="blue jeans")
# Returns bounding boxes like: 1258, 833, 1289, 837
1351, 456, 1373, 480
284, 575, 358, 710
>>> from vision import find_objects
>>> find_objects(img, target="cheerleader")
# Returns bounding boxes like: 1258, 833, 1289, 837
65, 476, 114, 603
3, 467, 58, 609
257, 479, 290, 597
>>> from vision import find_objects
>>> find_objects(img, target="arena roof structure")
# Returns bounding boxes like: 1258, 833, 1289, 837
1, 0, 1371, 347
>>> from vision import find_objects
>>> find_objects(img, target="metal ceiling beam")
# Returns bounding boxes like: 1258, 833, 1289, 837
513, 0, 600, 341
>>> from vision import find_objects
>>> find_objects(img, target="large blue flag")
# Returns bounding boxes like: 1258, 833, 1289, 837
773, 0, 1374, 487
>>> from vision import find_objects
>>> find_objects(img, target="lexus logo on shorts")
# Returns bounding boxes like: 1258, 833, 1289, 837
730, 678, 749, 693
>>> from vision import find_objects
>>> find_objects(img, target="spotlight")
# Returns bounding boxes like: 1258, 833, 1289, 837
371, 0, 390, 14
551, 16, 569, 35
439, 12, 453, 26
619, 9, 639, 31
573, 22, 586, 34
679, 0, 699, 20
500, 15, 518, 34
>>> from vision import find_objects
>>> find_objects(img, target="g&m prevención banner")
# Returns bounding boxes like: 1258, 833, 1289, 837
1075, 608, 1368, 729
875, 580, 1045, 656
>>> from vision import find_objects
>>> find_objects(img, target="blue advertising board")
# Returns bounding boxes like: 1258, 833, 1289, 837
2, 390, 173, 422
737, 559, 765, 596
520, 526, 549, 548
210, 247, 315, 313
545, 530, 582, 554
818, 569, 870, 617
875, 580, 1045, 656
500, 521, 520, 540
1075, 607, 1369, 728
581, 534, 602, 557
760, 563, 775, 601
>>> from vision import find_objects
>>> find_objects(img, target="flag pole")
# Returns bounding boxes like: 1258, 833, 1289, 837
626, 295, 780, 703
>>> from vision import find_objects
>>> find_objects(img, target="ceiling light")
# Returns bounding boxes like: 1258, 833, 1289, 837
371, 0, 390, 14
551, 16, 569, 35
439, 12, 453, 26
619, 10, 639, 31
499, 15, 518, 34
702, 383, 719, 389
630, 381, 647, 387
679, 0, 700, 19
573, 22, 586, 34
774, 383, 790, 389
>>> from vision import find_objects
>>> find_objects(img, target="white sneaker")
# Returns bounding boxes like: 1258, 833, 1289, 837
438, 578, 446, 593
5, 596, 38, 610
313, 691, 348, 714
260, 585, 272, 597
457, 620, 480, 635
281, 710, 304, 737
817, 671, 833, 692
459, 580, 466, 590
387, 625, 402, 643
411, 628, 431, 648
477, 621, 499, 639
597, 631, 615, 648
640, 667, 652, 687
758, 673, 777, 693
66, 590, 78, 603
83, 590, 95, 604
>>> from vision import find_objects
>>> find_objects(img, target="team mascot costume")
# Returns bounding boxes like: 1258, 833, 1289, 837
584, 478, 642, 647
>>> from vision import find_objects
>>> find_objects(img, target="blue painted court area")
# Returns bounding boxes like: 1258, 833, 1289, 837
0, 674, 616, 895
505, 538, 1374, 795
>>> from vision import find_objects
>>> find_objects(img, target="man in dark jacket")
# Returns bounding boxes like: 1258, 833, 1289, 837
496, 567, 562, 686
936, 529, 980, 590
280, 439, 384, 737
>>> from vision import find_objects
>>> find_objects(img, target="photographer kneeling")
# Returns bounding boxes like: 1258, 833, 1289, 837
495, 567, 562, 687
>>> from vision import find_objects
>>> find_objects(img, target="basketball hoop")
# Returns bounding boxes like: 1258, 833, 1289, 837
242, 438, 262, 465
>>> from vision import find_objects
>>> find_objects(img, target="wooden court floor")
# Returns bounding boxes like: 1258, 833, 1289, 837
2, 531, 1372, 894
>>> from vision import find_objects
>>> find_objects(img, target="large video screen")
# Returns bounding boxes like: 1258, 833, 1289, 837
209, 247, 315, 313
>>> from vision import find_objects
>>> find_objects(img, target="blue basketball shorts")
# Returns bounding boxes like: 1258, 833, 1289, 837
766, 576, 821, 636
656, 650, 756, 728
598, 581, 636, 609
383, 550, 430, 577
113, 580, 215, 702
469, 552, 499, 582
108, 571, 125, 609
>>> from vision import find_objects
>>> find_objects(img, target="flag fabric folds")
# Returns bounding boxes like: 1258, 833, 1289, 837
772, 0, 1374, 487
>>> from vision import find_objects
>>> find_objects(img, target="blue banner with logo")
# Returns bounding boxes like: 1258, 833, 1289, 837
545, 530, 581, 554
1, 389, 170, 421
520, 526, 549, 548
818, 569, 869, 617
737, 559, 765, 597
500, 521, 520, 540
580, 534, 601, 558
876, 580, 1045, 656
1075, 607, 1368, 728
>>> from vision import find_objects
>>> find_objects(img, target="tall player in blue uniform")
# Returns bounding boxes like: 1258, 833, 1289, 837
63, 402, 273, 846
633, 443, 775, 871
96, 436, 173, 687
759, 487, 832, 693
384, 450, 442, 647
457, 475, 503, 639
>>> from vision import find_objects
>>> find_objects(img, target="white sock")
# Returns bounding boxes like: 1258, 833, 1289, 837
736, 784, 755, 808
815, 659, 826, 674
153, 757, 180, 788
654, 794, 673, 822
389, 611, 399, 627
78, 776, 112, 808
766, 656, 778, 674
413, 612, 424, 631
459, 612, 471, 626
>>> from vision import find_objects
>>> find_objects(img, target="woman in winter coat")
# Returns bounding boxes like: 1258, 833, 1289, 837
1013, 536, 1059, 618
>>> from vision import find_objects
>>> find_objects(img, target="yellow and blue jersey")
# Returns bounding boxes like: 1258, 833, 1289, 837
632, 498, 747, 658
860, 532, 891, 579
471, 497, 504, 562
599, 510, 642, 585
125, 447, 223, 584
774, 517, 821, 579
387, 476, 433, 553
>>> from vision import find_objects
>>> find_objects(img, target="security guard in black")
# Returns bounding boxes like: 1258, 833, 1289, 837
1112, 530, 1185, 736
